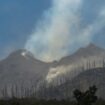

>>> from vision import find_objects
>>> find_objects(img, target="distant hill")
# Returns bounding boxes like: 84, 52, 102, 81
0, 43, 105, 98
45, 43, 105, 84
58, 43, 105, 65
0, 49, 51, 88
36, 67, 105, 100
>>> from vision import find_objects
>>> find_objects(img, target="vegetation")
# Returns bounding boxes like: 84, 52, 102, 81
0, 60, 105, 104
73, 85, 97, 105
0, 85, 104, 105
0, 98, 104, 105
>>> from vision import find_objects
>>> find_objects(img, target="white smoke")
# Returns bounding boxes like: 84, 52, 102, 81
46, 65, 78, 83
46, 65, 73, 83
25, 0, 105, 62
46, 55, 105, 83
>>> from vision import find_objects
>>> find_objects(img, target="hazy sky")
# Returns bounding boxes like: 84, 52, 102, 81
0, 0, 105, 60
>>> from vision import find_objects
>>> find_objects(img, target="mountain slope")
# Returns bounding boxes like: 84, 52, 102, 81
61, 67, 105, 99
45, 43, 105, 84
0, 43, 105, 98
37, 67, 105, 99
0, 49, 51, 87
58, 43, 105, 65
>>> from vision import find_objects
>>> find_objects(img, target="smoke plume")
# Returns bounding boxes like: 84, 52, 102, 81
46, 55, 105, 83
25, 0, 105, 62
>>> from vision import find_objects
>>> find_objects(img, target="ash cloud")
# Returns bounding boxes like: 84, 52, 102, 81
25, 0, 105, 62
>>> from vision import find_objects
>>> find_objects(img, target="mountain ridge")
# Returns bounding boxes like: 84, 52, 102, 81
57, 43, 105, 66
0, 43, 105, 98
